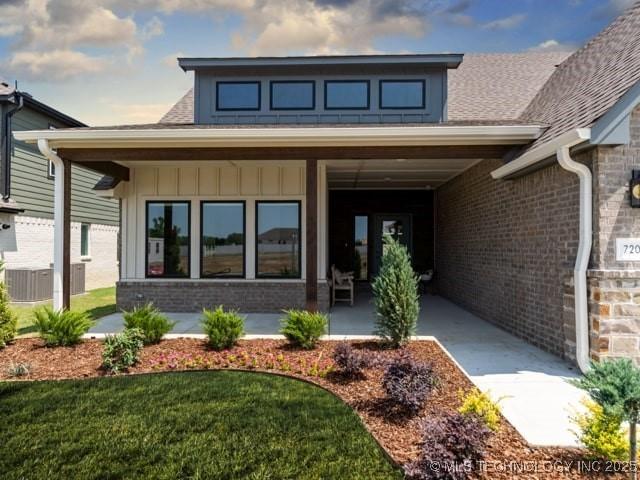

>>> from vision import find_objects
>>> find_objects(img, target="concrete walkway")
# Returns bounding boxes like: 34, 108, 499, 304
89, 293, 585, 447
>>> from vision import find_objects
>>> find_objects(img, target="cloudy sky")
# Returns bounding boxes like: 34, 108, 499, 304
0, 0, 635, 126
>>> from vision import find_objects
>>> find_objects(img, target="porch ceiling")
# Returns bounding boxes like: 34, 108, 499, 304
326, 158, 482, 189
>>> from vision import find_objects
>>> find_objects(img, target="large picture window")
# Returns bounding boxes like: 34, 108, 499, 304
379, 79, 425, 109
270, 81, 315, 110
146, 201, 190, 278
256, 201, 301, 278
201, 202, 245, 278
216, 81, 260, 111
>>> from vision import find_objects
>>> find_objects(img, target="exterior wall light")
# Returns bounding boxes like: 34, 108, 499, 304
631, 170, 640, 208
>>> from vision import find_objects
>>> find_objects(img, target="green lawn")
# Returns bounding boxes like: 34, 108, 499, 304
0, 371, 401, 480
13, 286, 116, 336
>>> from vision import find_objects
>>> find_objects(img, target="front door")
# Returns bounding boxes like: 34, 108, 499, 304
372, 214, 412, 276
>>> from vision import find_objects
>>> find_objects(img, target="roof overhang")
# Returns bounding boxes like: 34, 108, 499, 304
178, 53, 464, 72
491, 128, 591, 180
14, 125, 544, 150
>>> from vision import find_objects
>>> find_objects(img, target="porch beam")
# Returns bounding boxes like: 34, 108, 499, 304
57, 145, 512, 162
74, 160, 130, 181
62, 158, 71, 310
306, 158, 318, 311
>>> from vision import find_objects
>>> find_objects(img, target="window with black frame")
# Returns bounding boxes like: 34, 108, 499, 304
201, 202, 245, 277
146, 201, 190, 278
256, 202, 300, 278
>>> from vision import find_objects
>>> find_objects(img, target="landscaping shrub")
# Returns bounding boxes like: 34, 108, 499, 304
122, 303, 175, 344
280, 310, 327, 349
102, 328, 145, 374
202, 306, 244, 350
572, 358, 640, 475
0, 262, 17, 348
458, 388, 502, 432
332, 342, 370, 377
405, 413, 490, 480
382, 351, 435, 413
33, 307, 94, 346
572, 399, 628, 461
372, 236, 419, 347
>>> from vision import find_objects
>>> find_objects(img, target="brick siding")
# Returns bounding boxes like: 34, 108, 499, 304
435, 158, 582, 359
117, 280, 330, 313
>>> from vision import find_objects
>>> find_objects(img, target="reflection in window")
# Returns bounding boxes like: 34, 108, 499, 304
256, 202, 300, 278
271, 81, 314, 110
201, 202, 245, 277
216, 82, 260, 111
354, 215, 368, 280
380, 80, 425, 109
146, 202, 190, 278
325, 81, 369, 109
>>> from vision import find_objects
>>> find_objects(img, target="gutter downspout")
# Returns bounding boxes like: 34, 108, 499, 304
1, 92, 24, 200
491, 128, 592, 373
557, 146, 592, 373
37, 138, 65, 311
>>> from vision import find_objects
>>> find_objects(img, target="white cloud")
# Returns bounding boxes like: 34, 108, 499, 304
7, 50, 107, 80
162, 52, 185, 67
481, 13, 526, 30
528, 39, 575, 52
141, 16, 165, 40
109, 102, 174, 124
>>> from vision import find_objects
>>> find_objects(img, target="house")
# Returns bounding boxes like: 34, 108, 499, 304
0, 83, 119, 297
13, 4, 640, 369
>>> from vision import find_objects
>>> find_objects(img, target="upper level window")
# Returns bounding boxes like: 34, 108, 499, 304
256, 201, 301, 278
201, 202, 245, 278
325, 80, 370, 110
270, 81, 315, 110
146, 201, 190, 278
216, 81, 260, 111
379, 80, 425, 109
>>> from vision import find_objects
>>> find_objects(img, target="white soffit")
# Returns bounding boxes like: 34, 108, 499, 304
326, 158, 482, 189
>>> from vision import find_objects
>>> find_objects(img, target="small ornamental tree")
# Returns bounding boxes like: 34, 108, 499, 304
0, 261, 17, 348
573, 359, 640, 479
372, 235, 419, 347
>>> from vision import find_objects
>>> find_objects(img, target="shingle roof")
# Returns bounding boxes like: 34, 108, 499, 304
0, 82, 14, 96
159, 52, 568, 124
521, 2, 640, 148
447, 52, 570, 121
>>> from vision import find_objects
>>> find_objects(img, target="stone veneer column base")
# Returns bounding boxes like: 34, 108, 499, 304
564, 270, 640, 365
117, 280, 330, 313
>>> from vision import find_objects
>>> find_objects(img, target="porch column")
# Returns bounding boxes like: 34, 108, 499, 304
306, 158, 318, 311
62, 158, 71, 310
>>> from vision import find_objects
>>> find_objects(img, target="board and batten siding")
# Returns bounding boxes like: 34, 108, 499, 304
10, 107, 119, 225
121, 161, 329, 281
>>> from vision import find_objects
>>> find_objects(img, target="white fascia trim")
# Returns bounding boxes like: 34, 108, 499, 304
14, 125, 544, 149
490, 128, 591, 179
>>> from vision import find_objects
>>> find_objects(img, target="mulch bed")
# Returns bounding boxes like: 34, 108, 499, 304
0, 337, 626, 479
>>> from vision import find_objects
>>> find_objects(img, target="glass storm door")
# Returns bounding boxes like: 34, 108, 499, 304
372, 214, 412, 277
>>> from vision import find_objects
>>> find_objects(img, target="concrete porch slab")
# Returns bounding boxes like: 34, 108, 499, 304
88, 294, 585, 448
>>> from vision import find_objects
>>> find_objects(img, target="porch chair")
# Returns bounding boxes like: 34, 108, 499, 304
331, 265, 354, 307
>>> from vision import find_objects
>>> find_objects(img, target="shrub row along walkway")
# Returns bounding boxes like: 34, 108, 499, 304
89, 295, 585, 448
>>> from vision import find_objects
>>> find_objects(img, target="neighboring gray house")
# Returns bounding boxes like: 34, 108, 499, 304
0, 83, 119, 296
13, 4, 640, 369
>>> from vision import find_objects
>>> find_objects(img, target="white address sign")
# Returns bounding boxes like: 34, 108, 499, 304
616, 238, 640, 261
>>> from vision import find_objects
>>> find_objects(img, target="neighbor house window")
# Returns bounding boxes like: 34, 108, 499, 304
256, 201, 300, 278
270, 81, 315, 110
146, 201, 190, 278
325, 80, 370, 110
201, 202, 245, 278
80, 223, 90, 257
216, 81, 261, 111
379, 80, 425, 109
